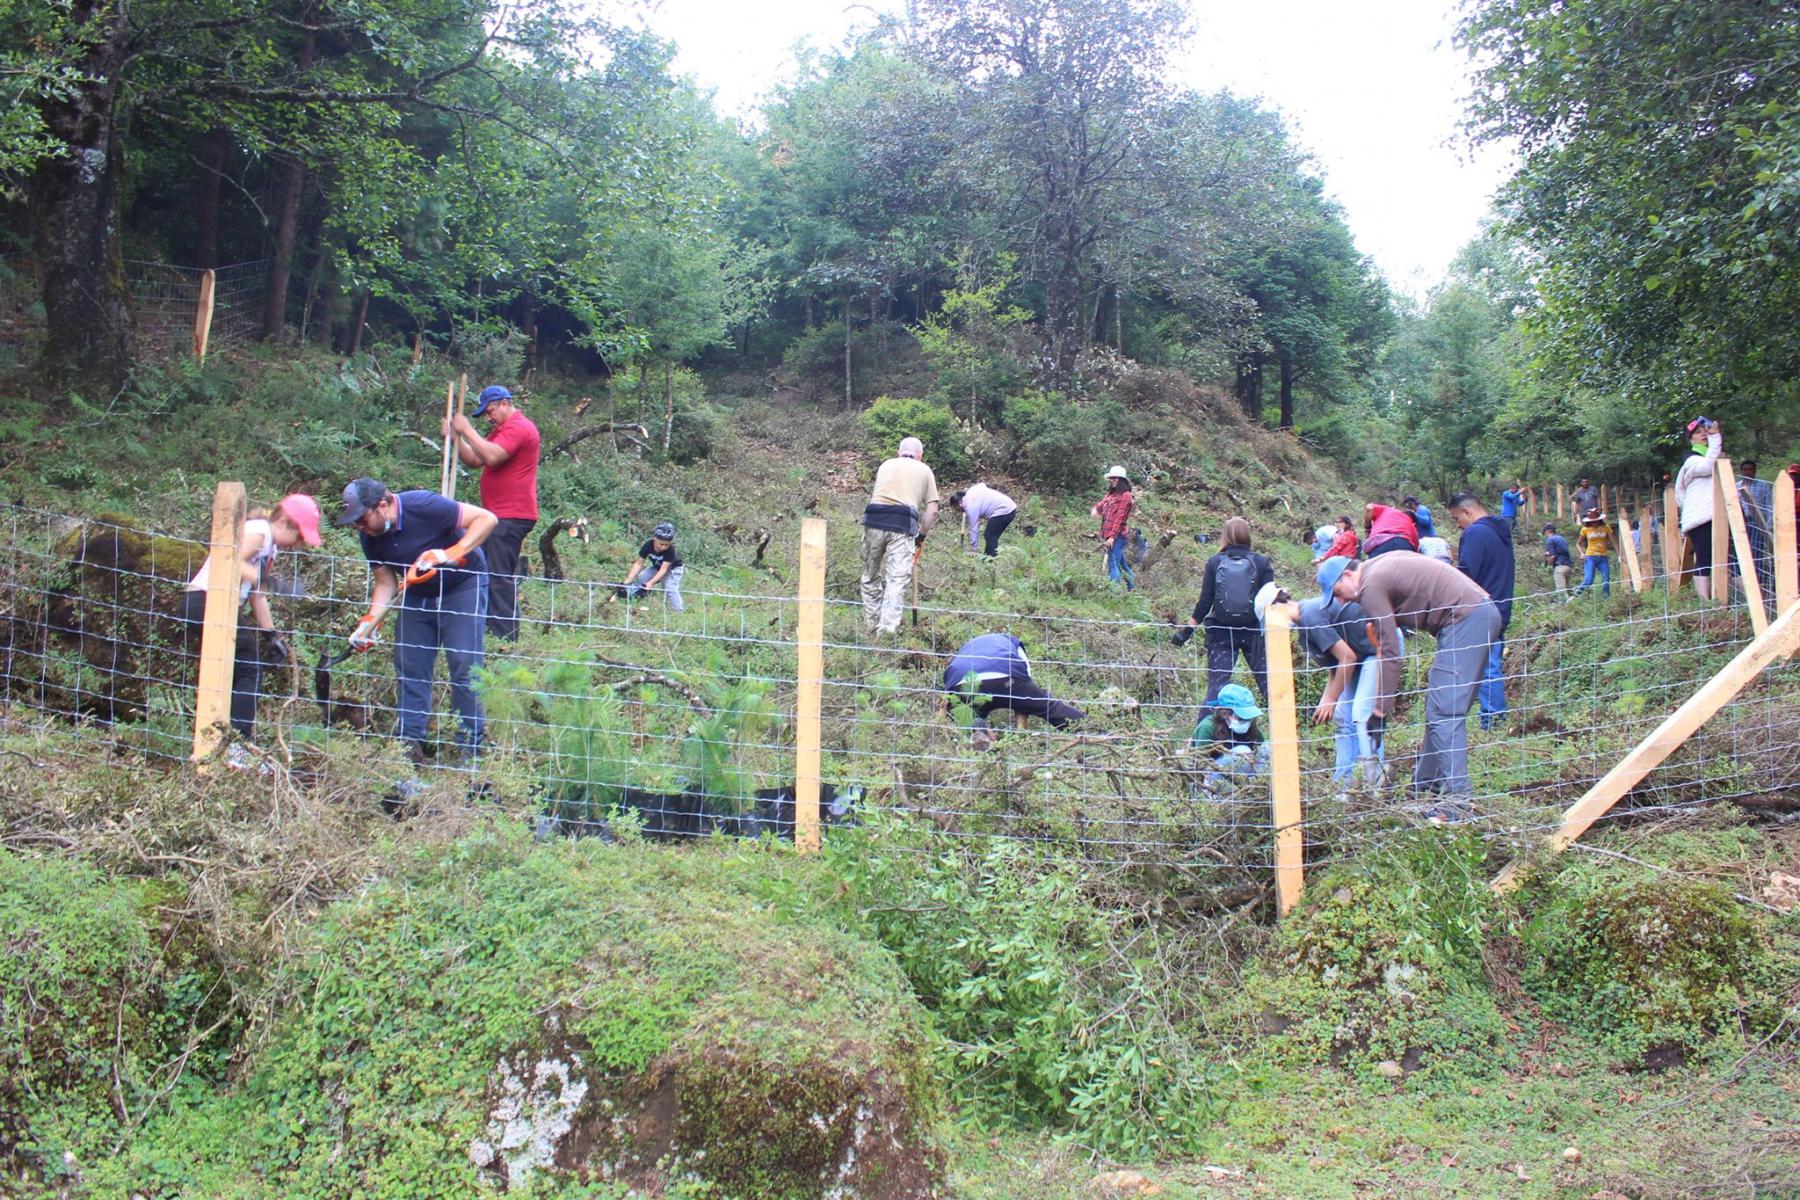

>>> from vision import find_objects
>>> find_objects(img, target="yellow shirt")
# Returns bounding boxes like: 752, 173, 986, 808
867, 456, 940, 513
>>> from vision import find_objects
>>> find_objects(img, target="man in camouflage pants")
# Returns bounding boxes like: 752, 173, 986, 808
860, 436, 940, 635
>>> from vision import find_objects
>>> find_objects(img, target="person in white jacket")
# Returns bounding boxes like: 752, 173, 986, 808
1675, 418, 1723, 599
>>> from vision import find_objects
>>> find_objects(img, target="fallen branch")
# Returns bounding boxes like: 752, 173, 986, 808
592, 655, 708, 712
551, 422, 651, 457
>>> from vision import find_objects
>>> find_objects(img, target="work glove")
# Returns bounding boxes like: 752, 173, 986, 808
914, 533, 926, 548
259, 629, 290, 664
1170, 624, 1195, 648
411, 546, 463, 577
349, 613, 381, 652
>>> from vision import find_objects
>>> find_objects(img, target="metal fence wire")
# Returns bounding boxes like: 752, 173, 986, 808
127, 258, 267, 356
0, 500, 1796, 884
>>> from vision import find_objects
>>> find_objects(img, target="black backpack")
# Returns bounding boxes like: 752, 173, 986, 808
1212, 554, 1258, 622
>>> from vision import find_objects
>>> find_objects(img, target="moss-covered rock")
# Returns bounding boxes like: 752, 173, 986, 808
102, 827, 942, 1199
1523, 871, 1781, 1063
0, 852, 228, 1187
1238, 831, 1508, 1077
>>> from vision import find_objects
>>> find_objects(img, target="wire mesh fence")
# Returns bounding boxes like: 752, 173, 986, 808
127, 258, 267, 356
1, 498, 1796, 892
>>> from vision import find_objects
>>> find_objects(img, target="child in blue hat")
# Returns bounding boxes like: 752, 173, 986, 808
1189, 682, 1269, 790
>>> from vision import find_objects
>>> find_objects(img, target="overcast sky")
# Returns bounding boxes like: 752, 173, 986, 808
630, 0, 1515, 297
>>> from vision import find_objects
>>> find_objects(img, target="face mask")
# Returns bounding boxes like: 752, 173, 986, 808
1228, 716, 1252, 734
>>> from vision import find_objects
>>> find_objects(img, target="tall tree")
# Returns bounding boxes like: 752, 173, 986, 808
1459, 0, 1800, 438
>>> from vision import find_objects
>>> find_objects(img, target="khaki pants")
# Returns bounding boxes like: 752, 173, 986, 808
1553, 564, 1571, 592
861, 527, 915, 634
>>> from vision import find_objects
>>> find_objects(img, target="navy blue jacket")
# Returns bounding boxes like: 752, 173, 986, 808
1457, 515, 1515, 628
945, 633, 1030, 691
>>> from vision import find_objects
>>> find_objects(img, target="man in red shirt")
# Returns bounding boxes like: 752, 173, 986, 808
447, 384, 540, 640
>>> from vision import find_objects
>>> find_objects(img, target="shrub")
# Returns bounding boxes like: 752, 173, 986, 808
859, 396, 971, 479
826, 820, 1223, 1158
780, 321, 882, 406
1239, 829, 1507, 1077
610, 363, 721, 464
1522, 872, 1781, 1061
1000, 390, 1108, 490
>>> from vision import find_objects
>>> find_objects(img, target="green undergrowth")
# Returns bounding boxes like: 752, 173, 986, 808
1236, 828, 1509, 1078
1521, 848, 1793, 1063
92, 824, 941, 1199
824, 815, 1232, 1159
0, 852, 233, 1187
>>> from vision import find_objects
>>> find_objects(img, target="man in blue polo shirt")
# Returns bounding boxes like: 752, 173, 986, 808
337, 477, 498, 762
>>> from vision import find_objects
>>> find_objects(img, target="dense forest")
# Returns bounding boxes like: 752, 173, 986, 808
6, 0, 1796, 488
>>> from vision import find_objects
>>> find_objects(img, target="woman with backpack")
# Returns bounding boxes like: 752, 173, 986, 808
1171, 515, 1275, 701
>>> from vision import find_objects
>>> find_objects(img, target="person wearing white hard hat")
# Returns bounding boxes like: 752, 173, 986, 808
1091, 465, 1135, 588
860, 436, 940, 635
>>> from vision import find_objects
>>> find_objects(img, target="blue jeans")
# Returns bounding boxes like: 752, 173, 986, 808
1106, 537, 1134, 589
1478, 638, 1506, 728
1576, 557, 1610, 596
392, 574, 487, 754
1333, 639, 1398, 784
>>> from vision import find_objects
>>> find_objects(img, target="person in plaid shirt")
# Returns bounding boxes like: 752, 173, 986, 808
1091, 465, 1136, 589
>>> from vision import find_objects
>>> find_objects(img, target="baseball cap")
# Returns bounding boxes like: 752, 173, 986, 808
1215, 683, 1263, 721
897, 436, 924, 459
472, 385, 512, 416
1685, 417, 1711, 435
335, 478, 388, 526
1315, 554, 1353, 596
276, 494, 323, 545
1252, 581, 1289, 625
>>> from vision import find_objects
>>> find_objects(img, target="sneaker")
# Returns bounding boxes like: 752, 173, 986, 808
225, 743, 255, 771
970, 725, 996, 752
1416, 799, 1477, 826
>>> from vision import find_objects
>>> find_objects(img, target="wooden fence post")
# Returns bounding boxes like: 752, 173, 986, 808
1619, 513, 1646, 593
1663, 485, 1682, 591
1776, 471, 1797, 617
192, 268, 216, 362
1557, 482, 1566, 519
439, 380, 457, 496
1495, 599, 1800, 892
1717, 460, 1768, 634
1637, 503, 1655, 585
1264, 605, 1304, 916
192, 482, 246, 770
794, 517, 827, 854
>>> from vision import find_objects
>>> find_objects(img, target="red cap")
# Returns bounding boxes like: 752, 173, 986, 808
277, 494, 323, 545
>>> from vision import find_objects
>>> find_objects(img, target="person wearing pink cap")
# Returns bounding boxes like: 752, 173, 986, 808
179, 494, 322, 768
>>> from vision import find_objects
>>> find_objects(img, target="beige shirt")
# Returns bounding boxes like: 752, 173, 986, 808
1356, 551, 1493, 713
867, 456, 940, 514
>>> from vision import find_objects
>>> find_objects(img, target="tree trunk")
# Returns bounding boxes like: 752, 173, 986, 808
297, 239, 327, 347
803, 294, 814, 331
842, 289, 853, 410
194, 126, 228, 270
662, 360, 675, 453
345, 288, 370, 355
1113, 283, 1123, 351
521, 292, 539, 374
260, 25, 315, 340
1278, 353, 1295, 430
28, 0, 132, 394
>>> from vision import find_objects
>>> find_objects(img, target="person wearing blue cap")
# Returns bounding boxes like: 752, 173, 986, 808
1300, 554, 1398, 789
337, 477, 497, 763
1187, 682, 1268, 790
1324, 550, 1501, 819
446, 384, 539, 640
